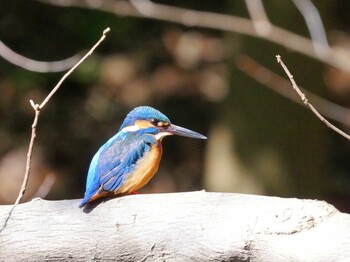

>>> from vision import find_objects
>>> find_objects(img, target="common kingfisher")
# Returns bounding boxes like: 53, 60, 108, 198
80, 106, 206, 207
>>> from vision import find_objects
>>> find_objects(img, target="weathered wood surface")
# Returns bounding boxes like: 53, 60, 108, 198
0, 191, 349, 261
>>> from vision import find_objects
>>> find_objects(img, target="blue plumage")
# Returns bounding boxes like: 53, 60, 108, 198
120, 106, 170, 130
80, 106, 206, 207
80, 130, 156, 207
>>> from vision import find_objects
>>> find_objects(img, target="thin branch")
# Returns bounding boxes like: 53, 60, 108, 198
276, 55, 350, 141
15, 100, 40, 208
0, 27, 110, 234
0, 40, 81, 73
39, 27, 110, 109
235, 55, 350, 126
36, 0, 350, 75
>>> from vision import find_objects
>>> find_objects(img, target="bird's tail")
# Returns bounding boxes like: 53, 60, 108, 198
79, 196, 90, 208
79, 190, 109, 207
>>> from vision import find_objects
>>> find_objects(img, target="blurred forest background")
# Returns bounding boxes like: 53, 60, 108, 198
0, 0, 349, 212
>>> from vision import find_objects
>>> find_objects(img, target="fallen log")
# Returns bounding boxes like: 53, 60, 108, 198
0, 191, 349, 261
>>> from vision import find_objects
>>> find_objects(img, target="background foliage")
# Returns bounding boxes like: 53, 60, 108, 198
0, 0, 349, 213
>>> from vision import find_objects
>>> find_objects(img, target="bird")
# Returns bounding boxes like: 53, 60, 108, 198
80, 106, 206, 207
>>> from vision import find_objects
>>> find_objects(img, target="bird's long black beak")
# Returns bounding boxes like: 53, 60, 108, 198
165, 124, 207, 139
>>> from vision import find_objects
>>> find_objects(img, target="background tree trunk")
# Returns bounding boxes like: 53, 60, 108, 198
0, 191, 349, 261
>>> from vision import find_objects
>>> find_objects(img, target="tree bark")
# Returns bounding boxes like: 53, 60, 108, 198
0, 191, 349, 261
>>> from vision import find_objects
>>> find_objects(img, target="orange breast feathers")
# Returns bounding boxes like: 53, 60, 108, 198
115, 142, 163, 194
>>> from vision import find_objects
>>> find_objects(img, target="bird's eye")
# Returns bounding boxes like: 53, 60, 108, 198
150, 118, 159, 126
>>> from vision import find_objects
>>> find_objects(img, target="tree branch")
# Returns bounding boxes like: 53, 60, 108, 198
236, 55, 350, 127
276, 55, 350, 141
0, 192, 349, 261
0, 40, 81, 73
36, 0, 350, 75
39, 27, 110, 109
0, 27, 110, 234
292, 0, 329, 56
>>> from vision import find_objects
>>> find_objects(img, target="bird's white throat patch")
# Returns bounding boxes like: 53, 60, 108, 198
154, 131, 172, 140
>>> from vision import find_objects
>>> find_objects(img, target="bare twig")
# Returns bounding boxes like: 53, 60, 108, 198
16, 100, 40, 207
235, 55, 350, 126
0, 27, 110, 234
40, 27, 110, 109
0, 40, 81, 73
276, 55, 350, 141
36, 0, 350, 75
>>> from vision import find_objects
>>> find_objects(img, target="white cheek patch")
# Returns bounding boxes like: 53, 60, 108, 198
155, 131, 172, 140
121, 125, 140, 132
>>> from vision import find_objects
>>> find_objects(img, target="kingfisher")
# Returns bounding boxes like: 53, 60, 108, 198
80, 106, 206, 207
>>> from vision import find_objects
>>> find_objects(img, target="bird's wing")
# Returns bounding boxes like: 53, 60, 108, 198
98, 136, 151, 191
80, 133, 153, 206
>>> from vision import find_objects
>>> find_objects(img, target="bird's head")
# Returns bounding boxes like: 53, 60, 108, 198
119, 106, 207, 141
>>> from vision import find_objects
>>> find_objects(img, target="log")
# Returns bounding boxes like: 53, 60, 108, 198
0, 191, 349, 261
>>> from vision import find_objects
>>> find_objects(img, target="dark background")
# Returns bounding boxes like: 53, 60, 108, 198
0, 1, 349, 213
